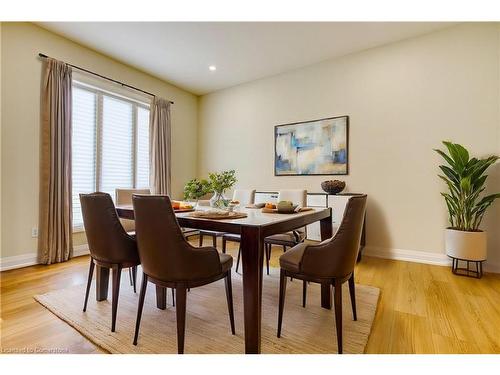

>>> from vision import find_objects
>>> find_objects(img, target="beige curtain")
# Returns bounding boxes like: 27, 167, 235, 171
38, 58, 73, 264
149, 97, 172, 195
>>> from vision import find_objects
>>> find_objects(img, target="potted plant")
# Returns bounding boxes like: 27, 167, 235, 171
208, 170, 237, 209
435, 141, 500, 277
183, 178, 212, 204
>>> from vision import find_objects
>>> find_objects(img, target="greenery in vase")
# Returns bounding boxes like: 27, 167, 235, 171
183, 178, 212, 201
208, 170, 237, 207
435, 141, 500, 231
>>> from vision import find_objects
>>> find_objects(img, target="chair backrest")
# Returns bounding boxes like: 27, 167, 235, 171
116, 188, 151, 206
79, 192, 138, 265
132, 195, 223, 282
232, 189, 256, 205
301, 194, 367, 278
278, 189, 307, 207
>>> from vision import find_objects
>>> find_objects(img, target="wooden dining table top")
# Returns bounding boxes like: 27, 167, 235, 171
116, 204, 330, 235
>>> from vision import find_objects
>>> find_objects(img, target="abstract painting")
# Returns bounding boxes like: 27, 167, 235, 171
274, 116, 348, 176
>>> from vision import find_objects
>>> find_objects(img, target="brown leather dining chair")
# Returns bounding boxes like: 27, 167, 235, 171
132, 194, 235, 354
80, 192, 141, 332
264, 189, 307, 275
221, 189, 256, 272
276, 194, 367, 354
115, 188, 151, 288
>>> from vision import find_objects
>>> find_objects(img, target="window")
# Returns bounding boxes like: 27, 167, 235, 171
71, 83, 150, 229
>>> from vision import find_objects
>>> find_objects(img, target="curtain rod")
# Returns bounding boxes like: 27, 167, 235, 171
38, 53, 174, 104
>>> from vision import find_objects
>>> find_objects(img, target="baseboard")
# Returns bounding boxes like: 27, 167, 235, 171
72, 244, 90, 258
363, 246, 500, 274
0, 244, 90, 272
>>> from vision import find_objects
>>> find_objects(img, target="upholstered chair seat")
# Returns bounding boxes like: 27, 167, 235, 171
132, 195, 235, 354
276, 194, 367, 354
79, 192, 142, 332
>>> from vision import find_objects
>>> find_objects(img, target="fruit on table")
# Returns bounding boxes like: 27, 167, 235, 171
265, 202, 276, 209
180, 203, 194, 209
277, 200, 294, 211
171, 201, 181, 209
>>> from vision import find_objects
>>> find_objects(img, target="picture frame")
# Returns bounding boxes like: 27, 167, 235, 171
274, 115, 349, 176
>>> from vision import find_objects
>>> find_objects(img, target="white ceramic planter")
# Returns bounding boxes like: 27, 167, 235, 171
445, 228, 487, 261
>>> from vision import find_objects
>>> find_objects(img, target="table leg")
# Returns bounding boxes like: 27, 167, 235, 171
156, 286, 167, 310
95, 265, 109, 301
240, 225, 264, 354
320, 209, 333, 309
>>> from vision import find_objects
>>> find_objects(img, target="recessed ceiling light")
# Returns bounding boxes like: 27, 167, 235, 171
209, 65, 217, 71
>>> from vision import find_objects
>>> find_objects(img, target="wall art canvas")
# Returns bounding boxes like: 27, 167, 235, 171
274, 116, 348, 176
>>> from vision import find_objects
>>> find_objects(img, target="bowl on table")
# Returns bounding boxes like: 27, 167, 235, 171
321, 180, 346, 195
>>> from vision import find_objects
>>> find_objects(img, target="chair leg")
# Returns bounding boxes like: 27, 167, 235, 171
222, 238, 227, 254
224, 271, 236, 335
171, 288, 175, 307
111, 265, 122, 332
266, 243, 270, 275
348, 273, 357, 321
212, 235, 217, 248
133, 273, 148, 345
302, 280, 307, 308
333, 280, 343, 354
128, 268, 133, 286
236, 246, 241, 273
176, 285, 188, 354
131, 266, 137, 294
277, 269, 288, 338
199, 234, 203, 247
83, 258, 95, 312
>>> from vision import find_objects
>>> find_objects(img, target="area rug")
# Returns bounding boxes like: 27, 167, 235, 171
34, 268, 380, 354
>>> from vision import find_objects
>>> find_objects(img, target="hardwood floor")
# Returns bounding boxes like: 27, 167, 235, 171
1, 238, 500, 354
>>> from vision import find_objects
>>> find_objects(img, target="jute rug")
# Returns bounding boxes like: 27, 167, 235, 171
34, 268, 380, 354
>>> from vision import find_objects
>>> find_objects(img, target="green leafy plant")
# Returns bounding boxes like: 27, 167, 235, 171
435, 141, 500, 231
208, 170, 237, 195
208, 170, 237, 208
183, 178, 212, 201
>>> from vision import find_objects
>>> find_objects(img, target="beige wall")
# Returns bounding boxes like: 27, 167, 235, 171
199, 23, 500, 269
1, 22, 198, 258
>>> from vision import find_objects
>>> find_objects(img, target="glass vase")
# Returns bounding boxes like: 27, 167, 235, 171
210, 191, 229, 209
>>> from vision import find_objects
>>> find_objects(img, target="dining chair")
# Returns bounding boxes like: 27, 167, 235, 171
263, 189, 307, 275
132, 194, 235, 354
276, 194, 367, 354
199, 189, 255, 250
115, 188, 151, 234
115, 188, 150, 286
221, 189, 256, 272
80, 192, 141, 332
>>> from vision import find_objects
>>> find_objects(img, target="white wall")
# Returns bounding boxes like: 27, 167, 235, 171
1, 22, 198, 261
198, 23, 500, 270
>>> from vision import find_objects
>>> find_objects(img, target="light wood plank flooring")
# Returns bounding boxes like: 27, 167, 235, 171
1, 238, 500, 354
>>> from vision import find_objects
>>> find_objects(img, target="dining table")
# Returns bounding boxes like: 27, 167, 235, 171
103, 204, 333, 354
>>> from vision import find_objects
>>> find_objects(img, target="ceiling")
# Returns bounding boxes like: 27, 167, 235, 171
38, 22, 455, 95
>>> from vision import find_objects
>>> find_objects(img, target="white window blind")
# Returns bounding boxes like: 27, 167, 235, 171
101, 96, 134, 197
71, 82, 150, 230
72, 87, 97, 228
136, 106, 150, 188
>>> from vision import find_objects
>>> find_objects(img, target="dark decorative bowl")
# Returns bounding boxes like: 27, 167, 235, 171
321, 180, 346, 195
